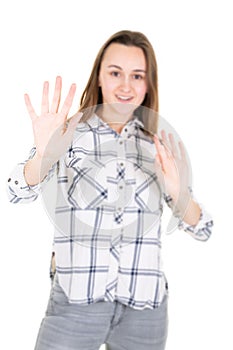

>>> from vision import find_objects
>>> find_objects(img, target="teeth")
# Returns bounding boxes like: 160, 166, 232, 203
117, 96, 131, 100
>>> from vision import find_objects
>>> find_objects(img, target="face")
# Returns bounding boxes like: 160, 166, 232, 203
98, 43, 147, 124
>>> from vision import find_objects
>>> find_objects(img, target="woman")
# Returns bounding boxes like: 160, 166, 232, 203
7, 30, 213, 350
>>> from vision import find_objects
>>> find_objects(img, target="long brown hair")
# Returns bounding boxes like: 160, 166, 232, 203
79, 30, 159, 135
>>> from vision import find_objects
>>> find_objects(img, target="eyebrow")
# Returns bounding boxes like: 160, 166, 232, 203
107, 64, 146, 73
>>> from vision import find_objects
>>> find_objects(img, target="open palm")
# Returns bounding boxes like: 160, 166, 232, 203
24, 76, 82, 162
154, 130, 190, 202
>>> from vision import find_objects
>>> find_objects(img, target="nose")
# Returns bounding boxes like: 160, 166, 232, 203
120, 76, 131, 92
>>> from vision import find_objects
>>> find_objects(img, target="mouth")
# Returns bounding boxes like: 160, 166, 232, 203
116, 95, 134, 103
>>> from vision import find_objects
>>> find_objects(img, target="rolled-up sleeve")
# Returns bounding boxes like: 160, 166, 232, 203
7, 147, 57, 204
178, 203, 213, 241
164, 191, 213, 241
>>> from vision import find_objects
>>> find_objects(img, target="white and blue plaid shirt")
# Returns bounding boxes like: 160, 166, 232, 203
7, 114, 213, 310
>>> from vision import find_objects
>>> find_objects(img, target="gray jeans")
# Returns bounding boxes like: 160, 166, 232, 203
35, 277, 168, 350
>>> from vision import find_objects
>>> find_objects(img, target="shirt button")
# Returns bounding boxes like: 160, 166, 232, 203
119, 140, 123, 145
8, 178, 11, 182
120, 162, 124, 167
15, 180, 19, 185
124, 128, 128, 132
119, 185, 123, 190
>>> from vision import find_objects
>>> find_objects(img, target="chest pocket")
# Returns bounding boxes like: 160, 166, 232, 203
65, 153, 108, 210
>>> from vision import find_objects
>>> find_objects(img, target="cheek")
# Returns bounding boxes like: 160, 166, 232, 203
136, 82, 147, 99
100, 79, 117, 96
99, 72, 113, 88
99, 79, 116, 103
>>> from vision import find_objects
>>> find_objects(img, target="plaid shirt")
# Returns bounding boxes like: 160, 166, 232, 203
7, 114, 213, 310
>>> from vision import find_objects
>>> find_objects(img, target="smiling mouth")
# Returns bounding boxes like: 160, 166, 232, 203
116, 95, 133, 102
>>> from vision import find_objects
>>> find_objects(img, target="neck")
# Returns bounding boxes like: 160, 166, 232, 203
96, 104, 134, 133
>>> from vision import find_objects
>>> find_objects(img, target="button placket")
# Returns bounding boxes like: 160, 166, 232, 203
114, 138, 126, 224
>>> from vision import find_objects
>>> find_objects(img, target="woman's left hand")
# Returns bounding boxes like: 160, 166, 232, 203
153, 130, 190, 202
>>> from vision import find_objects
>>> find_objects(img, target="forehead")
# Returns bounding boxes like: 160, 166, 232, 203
101, 43, 146, 69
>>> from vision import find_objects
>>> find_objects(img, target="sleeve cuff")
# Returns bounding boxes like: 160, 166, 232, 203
7, 162, 41, 194
178, 203, 213, 241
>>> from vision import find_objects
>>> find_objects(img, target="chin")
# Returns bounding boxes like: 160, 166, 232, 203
109, 102, 138, 118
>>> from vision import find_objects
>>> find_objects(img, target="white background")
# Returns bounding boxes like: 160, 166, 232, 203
1, 0, 232, 349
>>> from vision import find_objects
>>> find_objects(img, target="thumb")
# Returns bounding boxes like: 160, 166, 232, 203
65, 112, 83, 135
63, 112, 83, 145
68, 112, 83, 129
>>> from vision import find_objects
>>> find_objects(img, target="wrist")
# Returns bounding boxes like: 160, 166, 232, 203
167, 190, 192, 218
171, 190, 191, 204
33, 152, 57, 169
24, 153, 56, 186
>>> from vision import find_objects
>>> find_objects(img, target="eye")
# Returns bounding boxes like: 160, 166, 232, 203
133, 74, 144, 80
110, 71, 120, 77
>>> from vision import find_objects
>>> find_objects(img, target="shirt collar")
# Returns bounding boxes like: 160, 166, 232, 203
86, 113, 144, 135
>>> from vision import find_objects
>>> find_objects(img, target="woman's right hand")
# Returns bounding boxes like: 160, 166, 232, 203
24, 76, 82, 163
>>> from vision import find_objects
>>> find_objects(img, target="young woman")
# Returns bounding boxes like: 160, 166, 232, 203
7, 30, 213, 350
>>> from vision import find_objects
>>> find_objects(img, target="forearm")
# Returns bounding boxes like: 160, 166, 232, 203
24, 153, 55, 186
179, 197, 201, 226
170, 191, 201, 227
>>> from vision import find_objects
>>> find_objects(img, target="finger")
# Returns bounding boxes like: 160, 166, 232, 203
154, 134, 167, 167
50, 76, 62, 114
160, 130, 173, 157
41, 81, 49, 115
67, 112, 83, 129
60, 83, 76, 118
161, 129, 169, 146
168, 133, 179, 158
154, 153, 165, 183
155, 153, 162, 169
24, 93, 37, 121
178, 140, 187, 161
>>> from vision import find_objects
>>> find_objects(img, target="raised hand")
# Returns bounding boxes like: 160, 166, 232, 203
24, 76, 82, 185
154, 130, 201, 226
24, 76, 82, 162
153, 130, 190, 202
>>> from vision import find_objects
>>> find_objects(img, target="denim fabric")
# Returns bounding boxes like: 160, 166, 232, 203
35, 277, 168, 350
